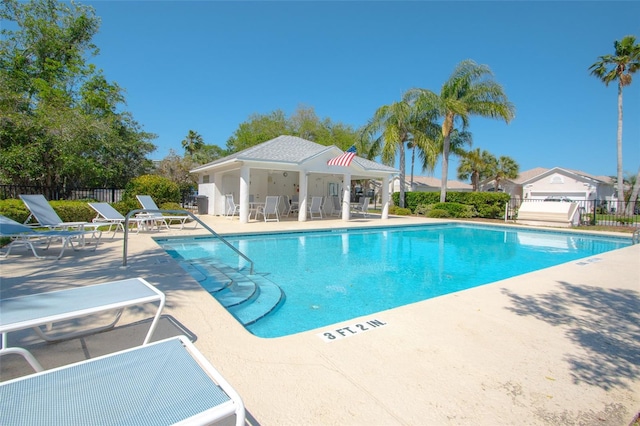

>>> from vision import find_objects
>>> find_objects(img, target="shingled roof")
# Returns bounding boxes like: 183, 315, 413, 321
191, 135, 398, 174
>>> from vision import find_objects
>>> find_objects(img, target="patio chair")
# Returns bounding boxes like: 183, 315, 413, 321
224, 194, 240, 219
88, 202, 148, 238
308, 196, 323, 220
0, 335, 246, 426
290, 194, 300, 215
256, 195, 280, 222
331, 195, 342, 217
0, 214, 101, 260
352, 197, 370, 217
281, 195, 295, 216
136, 195, 193, 230
19, 194, 101, 231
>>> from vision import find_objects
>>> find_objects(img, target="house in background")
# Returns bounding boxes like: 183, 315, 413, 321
480, 167, 616, 207
391, 176, 472, 195
190, 135, 399, 223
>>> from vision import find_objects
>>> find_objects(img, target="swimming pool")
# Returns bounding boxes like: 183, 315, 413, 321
157, 224, 631, 338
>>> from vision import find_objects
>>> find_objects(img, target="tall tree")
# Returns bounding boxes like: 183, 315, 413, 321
457, 148, 495, 191
626, 167, 640, 215
0, 0, 155, 188
589, 35, 640, 210
488, 155, 520, 192
181, 130, 205, 155
156, 149, 198, 191
225, 105, 360, 153
188, 144, 226, 166
363, 99, 436, 208
409, 60, 515, 202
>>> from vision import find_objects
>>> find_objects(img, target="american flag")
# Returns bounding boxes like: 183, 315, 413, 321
327, 145, 357, 167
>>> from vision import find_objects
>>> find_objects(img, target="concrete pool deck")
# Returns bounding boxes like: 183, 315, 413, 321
1, 214, 639, 425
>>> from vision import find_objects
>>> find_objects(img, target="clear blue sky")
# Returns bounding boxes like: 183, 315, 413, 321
86, 1, 639, 181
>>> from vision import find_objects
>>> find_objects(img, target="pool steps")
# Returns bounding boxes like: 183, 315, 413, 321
179, 260, 285, 326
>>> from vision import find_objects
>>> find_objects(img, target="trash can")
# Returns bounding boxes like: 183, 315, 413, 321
196, 195, 208, 214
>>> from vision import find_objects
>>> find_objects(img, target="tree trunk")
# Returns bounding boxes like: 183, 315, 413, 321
410, 145, 415, 188
440, 115, 453, 203
440, 134, 450, 203
616, 81, 626, 212
399, 140, 406, 208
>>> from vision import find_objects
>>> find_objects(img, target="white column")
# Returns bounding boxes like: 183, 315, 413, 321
239, 166, 250, 223
381, 174, 391, 219
213, 171, 224, 215
341, 173, 351, 221
298, 172, 309, 221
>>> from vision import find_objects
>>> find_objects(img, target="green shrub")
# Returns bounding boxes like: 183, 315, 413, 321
113, 199, 141, 215
0, 199, 31, 223
159, 201, 189, 217
427, 209, 450, 218
49, 200, 96, 223
123, 175, 181, 205
0, 199, 96, 223
414, 202, 474, 218
414, 204, 430, 216
431, 202, 474, 218
392, 207, 412, 216
392, 191, 510, 219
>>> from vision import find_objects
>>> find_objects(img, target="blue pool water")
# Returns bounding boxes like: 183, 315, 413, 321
157, 224, 631, 338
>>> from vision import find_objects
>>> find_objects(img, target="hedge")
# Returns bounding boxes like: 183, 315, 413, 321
0, 199, 96, 223
392, 191, 511, 219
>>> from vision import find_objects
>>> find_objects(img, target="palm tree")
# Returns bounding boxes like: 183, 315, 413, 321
407, 111, 442, 188
626, 167, 640, 215
436, 128, 473, 179
363, 99, 436, 208
457, 148, 495, 191
408, 60, 515, 202
181, 130, 204, 156
589, 35, 640, 210
489, 156, 520, 192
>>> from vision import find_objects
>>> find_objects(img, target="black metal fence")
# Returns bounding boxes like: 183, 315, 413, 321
0, 184, 196, 208
0, 185, 125, 203
506, 198, 640, 227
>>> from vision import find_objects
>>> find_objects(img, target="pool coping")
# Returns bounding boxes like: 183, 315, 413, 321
1, 215, 639, 425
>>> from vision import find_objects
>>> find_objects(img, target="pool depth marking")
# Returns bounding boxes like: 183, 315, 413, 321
317, 318, 387, 342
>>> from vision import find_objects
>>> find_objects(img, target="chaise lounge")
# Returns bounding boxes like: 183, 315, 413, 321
0, 214, 101, 260
136, 195, 194, 230
0, 335, 246, 426
19, 194, 101, 231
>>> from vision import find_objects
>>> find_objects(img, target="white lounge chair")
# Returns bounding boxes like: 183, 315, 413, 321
352, 197, 370, 217
0, 277, 164, 372
256, 195, 280, 222
308, 196, 323, 220
19, 194, 101, 231
0, 335, 245, 426
0, 214, 101, 260
136, 195, 192, 230
88, 202, 149, 238
224, 194, 239, 219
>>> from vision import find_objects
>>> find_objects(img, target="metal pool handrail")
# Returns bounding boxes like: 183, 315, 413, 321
122, 209, 255, 274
